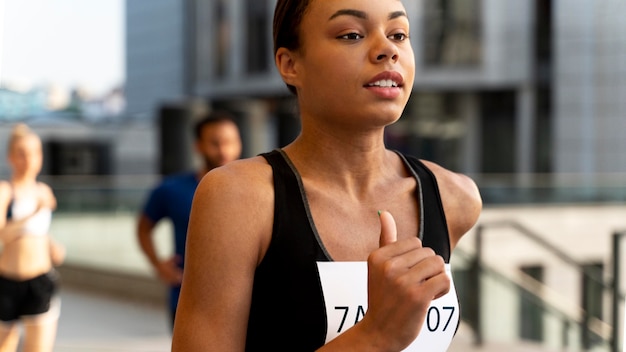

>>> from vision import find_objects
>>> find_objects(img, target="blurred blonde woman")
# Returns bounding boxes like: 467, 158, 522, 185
0, 124, 65, 352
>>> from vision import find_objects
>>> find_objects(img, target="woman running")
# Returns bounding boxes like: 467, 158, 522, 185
0, 124, 65, 352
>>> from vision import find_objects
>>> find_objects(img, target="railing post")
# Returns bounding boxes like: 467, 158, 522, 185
582, 310, 591, 350
473, 224, 484, 346
611, 231, 624, 352
562, 319, 570, 350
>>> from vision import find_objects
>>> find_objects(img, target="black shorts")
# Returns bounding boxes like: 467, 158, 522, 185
0, 272, 57, 322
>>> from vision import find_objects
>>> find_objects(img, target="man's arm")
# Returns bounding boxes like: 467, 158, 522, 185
137, 214, 182, 285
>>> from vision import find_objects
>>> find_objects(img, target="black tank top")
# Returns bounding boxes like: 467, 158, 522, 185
246, 149, 451, 351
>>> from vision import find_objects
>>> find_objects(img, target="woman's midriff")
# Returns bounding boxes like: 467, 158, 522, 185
0, 236, 52, 280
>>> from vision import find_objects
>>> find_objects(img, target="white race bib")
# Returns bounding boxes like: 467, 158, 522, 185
317, 262, 459, 351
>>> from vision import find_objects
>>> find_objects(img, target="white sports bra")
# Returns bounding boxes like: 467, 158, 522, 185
8, 197, 52, 237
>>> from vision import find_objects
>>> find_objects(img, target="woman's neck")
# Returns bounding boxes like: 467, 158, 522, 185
283, 133, 403, 199
10, 176, 38, 189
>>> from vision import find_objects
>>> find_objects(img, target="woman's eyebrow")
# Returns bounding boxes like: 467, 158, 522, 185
328, 9, 408, 21
329, 9, 367, 21
389, 11, 407, 20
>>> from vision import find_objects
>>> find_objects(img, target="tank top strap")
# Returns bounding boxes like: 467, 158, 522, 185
398, 153, 452, 263
249, 148, 329, 349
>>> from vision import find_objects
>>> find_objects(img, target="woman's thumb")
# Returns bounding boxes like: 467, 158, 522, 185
378, 210, 398, 247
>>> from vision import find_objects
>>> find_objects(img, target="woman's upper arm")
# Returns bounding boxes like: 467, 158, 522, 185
39, 183, 57, 210
172, 159, 273, 351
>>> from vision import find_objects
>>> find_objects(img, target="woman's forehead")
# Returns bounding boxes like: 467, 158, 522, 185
306, 0, 406, 17
12, 135, 41, 149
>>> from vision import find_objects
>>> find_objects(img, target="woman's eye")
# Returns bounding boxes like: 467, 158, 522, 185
338, 33, 363, 40
389, 33, 408, 41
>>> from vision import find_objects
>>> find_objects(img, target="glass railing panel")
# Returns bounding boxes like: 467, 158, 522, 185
474, 173, 626, 204
39, 175, 172, 275
452, 247, 614, 351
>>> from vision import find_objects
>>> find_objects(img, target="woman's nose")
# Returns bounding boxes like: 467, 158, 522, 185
372, 35, 399, 63
376, 53, 399, 62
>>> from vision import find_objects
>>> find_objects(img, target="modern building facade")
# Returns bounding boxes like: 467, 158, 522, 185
125, 0, 193, 118
126, 0, 626, 203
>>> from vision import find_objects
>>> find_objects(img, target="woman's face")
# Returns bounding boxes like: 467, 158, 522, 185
8, 135, 43, 178
287, 0, 415, 128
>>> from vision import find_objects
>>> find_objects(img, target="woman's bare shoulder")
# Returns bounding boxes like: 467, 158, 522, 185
36, 182, 57, 209
36, 182, 54, 196
420, 161, 480, 197
419, 160, 482, 244
193, 156, 275, 230
198, 156, 273, 197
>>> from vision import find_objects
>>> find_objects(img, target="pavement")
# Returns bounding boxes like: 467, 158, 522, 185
53, 284, 171, 352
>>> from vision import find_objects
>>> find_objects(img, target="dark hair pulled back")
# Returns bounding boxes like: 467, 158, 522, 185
272, 0, 312, 95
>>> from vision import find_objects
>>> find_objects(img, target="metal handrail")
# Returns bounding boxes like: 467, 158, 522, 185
472, 220, 625, 351
611, 231, 625, 352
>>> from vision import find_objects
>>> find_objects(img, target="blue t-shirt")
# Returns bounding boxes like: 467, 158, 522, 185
143, 172, 199, 262
142, 172, 199, 310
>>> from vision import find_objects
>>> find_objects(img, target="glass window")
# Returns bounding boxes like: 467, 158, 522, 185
386, 92, 467, 171
423, 0, 482, 67
194, 0, 211, 84
245, 0, 270, 74
214, 0, 230, 78
480, 91, 516, 173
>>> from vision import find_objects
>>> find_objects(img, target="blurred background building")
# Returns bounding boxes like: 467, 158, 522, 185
0, 0, 625, 351
122, 0, 626, 203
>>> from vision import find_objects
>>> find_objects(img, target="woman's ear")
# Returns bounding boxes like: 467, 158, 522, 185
275, 48, 300, 88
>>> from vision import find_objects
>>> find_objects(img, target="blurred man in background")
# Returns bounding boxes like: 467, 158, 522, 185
136, 111, 242, 329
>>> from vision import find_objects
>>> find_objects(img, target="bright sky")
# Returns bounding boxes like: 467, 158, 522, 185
0, 0, 124, 96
